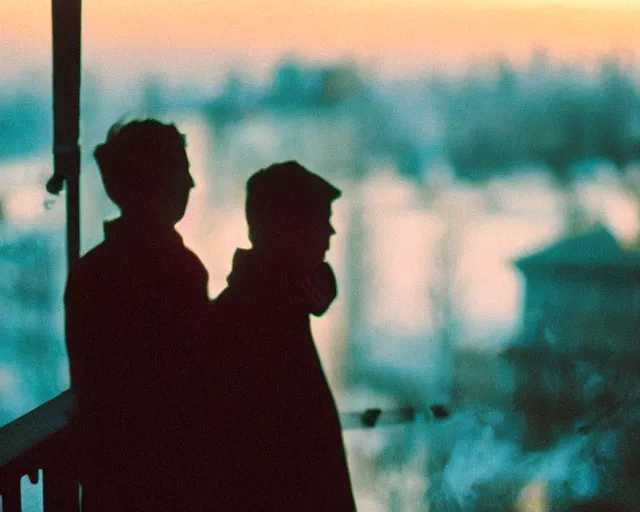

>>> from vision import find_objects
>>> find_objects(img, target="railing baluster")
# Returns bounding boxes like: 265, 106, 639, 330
43, 467, 79, 512
1, 477, 23, 512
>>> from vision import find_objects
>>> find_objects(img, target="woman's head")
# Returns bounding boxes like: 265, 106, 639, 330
245, 161, 341, 271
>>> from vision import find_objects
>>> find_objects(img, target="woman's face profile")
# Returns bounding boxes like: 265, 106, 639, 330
277, 213, 335, 271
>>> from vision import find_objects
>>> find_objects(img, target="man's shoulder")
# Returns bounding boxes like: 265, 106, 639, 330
64, 242, 114, 305
212, 283, 261, 307
72, 237, 207, 277
180, 245, 208, 278
67, 242, 110, 283
210, 286, 239, 313
210, 285, 258, 319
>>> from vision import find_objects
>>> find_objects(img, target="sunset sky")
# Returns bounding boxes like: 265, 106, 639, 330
3, 0, 640, 79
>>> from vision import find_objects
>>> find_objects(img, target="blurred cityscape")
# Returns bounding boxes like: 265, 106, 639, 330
4, 51, 640, 510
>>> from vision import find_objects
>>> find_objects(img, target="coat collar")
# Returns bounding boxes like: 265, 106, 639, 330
103, 217, 184, 248
226, 248, 336, 317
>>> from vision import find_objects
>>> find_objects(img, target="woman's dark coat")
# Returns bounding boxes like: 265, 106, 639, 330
209, 249, 356, 512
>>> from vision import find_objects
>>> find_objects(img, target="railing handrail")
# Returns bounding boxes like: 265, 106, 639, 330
0, 391, 423, 493
0, 391, 75, 484
340, 407, 418, 429
0, 392, 433, 510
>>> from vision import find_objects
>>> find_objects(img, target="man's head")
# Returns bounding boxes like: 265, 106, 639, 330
94, 119, 194, 226
245, 161, 341, 271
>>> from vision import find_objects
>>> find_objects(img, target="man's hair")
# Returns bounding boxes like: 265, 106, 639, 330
94, 119, 186, 209
245, 161, 341, 241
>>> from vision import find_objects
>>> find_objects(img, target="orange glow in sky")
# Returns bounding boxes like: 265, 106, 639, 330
3, 0, 640, 75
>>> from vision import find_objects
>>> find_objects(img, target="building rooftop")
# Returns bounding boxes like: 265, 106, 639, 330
514, 224, 640, 271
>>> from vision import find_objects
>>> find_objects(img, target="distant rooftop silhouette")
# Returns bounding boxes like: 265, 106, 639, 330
514, 224, 640, 271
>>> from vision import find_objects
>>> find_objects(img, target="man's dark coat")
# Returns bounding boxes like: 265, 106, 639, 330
64, 218, 209, 510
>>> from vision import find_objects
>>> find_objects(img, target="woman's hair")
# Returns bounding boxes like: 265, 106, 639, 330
94, 119, 186, 209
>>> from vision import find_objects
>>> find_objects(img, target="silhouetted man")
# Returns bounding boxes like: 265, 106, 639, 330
210, 161, 356, 511
64, 119, 209, 511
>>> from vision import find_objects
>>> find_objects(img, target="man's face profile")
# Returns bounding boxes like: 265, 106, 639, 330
158, 147, 194, 226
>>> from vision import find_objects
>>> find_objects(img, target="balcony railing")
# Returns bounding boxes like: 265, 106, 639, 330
0, 392, 424, 511
0, 391, 78, 511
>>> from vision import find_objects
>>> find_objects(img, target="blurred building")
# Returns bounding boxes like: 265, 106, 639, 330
515, 224, 640, 343
0, 222, 67, 422
0, 161, 68, 423
199, 61, 439, 206
507, 225, 640, 448
204, 106, 364, 206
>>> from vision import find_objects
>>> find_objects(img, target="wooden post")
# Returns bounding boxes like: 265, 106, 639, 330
43, 467, 80, 512
51, 0, 82, 270
0, 477, 23, 512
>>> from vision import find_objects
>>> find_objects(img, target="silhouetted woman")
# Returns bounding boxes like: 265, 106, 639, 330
209, 162, 356, 511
